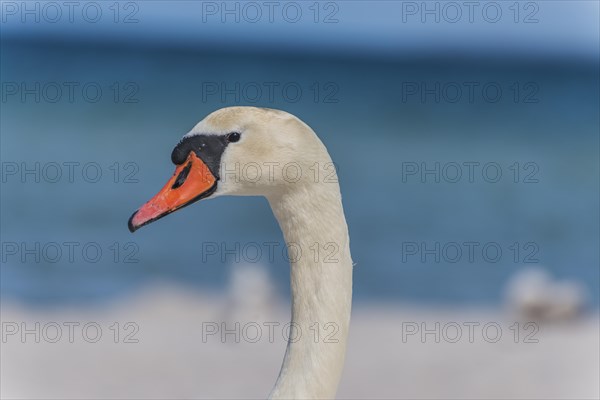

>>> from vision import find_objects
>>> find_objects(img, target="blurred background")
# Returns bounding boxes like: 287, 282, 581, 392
1, 1, 598, 399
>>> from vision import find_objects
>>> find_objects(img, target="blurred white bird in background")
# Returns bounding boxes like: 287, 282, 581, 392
504, 267, 588, 321
222, 262, 279, 324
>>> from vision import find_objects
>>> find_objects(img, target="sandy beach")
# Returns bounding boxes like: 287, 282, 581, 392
1, 284, 598, 400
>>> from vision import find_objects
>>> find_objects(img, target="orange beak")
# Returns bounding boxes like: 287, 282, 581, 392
128, 152, 216, 232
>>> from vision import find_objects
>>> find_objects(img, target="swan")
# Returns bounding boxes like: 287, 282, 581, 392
128, 107, 353, 399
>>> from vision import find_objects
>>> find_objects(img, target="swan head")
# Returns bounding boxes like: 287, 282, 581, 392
128, 106, 333, 232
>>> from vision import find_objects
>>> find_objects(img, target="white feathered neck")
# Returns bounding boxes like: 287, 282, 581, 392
267, 173, 353, 399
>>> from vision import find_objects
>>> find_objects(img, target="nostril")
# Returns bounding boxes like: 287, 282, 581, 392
172, 162, 192, 189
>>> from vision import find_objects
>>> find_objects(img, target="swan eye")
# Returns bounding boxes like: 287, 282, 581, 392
228, 132, 241, 143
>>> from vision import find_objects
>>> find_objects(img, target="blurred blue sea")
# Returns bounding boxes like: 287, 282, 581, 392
1, 39, 598, 307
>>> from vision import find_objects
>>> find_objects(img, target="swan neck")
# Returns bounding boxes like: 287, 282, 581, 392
268, 184, 353, 400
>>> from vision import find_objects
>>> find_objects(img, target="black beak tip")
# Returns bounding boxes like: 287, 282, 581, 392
128, 211, 138, 233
